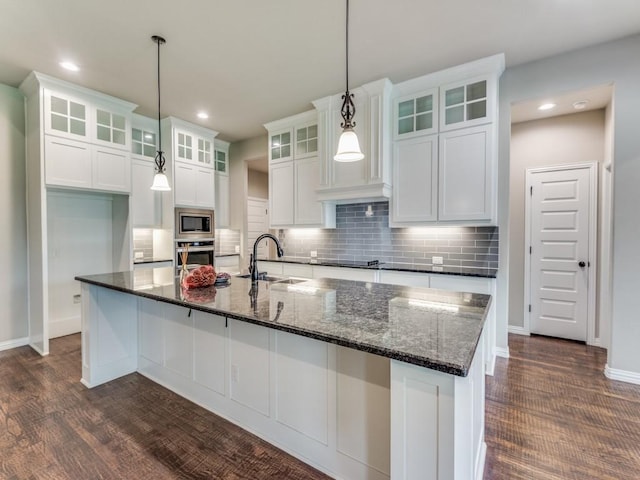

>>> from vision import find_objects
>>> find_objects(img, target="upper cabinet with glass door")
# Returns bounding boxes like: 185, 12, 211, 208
44, 90, 89, 141
131, 114, 158, 160
394, 88, 438, 139
294, 122, 318, 158
439, 76, 495, 131
173, 127, 214, 168
214, 141, 229, 176
94, 106, 129, 150
269, 129, 293, 163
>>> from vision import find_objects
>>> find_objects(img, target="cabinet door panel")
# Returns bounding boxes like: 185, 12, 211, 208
195, 168, 215, 208
269, 162, 294, 226
131, 159, 160, 227
193, 311, 226, 395
164, 304, 194, 379
438, 125, 493, 221
174, 162, 197, 206
92, 145, 131, 193
295, 156, 322, 225
392, 135, 438, 224
44, 135, 92, 188
215, 174, 230, 228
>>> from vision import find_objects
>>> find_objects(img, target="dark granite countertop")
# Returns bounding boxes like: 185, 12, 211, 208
76, 268, 490, 377
257, 257, 497, 279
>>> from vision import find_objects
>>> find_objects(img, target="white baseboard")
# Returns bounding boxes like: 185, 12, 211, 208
475, 441, 487, 480
49, 316, 81, 339
604, 364, 640, 385
485, 353, 496, 376
508, 325, 530, 336
495, 346, 510, 359
0, 337, 29, 352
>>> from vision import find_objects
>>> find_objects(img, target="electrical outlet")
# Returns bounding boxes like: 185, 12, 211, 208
134, 251, 144, 259
234, 245, 240, 254
231, 365, 239, 383
73, 294, 81, 304
432, 256, 444, 265
433, 266, 444, 272
310, 250, 318, 258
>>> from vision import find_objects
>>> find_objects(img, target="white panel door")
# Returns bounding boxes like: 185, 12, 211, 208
195, 168, 215, 208
392, 135, 438, 224
44, 135, 92, 189
529, 167, 591, 341
92, 145, 131, 193
174, 162, 197, 207
438, 125, 493, 221
248, 197, 270, 259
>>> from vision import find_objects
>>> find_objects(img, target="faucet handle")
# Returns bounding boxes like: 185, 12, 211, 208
248, 253, 254, 274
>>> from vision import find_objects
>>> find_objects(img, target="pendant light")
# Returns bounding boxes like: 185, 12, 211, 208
334, 0, 364, 162
150, 35, 171, 191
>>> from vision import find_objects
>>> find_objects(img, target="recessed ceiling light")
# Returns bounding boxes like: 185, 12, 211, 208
60, 61, 80, 72
197, 112, 209, 119
538, 103, 556, 111
573, 100, 589, 110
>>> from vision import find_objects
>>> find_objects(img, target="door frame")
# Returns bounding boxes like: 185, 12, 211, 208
523, 162, 598, 345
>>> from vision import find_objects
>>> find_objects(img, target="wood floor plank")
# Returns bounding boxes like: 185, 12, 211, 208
484, 334, 640, 480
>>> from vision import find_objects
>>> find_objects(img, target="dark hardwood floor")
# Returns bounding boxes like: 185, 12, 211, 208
2, 333, 640, 479
0, 335, 330, 480
485, 334, 640, 480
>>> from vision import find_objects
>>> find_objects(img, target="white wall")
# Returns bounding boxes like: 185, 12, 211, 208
509, 110, 605, 330
0, 84, 28, 348
498, 34, 640, 375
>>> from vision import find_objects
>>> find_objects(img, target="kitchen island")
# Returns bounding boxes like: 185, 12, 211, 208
76, 268, 490, 480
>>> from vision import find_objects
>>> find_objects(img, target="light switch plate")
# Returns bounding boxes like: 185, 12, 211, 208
134, 251, 144, 259
432, 256, 443, 265
235, 245, 240, 253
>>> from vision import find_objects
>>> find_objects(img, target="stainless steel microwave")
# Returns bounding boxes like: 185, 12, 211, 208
175, 208, 215, 240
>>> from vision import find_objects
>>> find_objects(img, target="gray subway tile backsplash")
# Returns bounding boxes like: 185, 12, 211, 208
276, 201, 498, 270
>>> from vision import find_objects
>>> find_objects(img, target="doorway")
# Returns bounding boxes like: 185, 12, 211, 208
524, 163, 597, 342
247, 197, 270, 259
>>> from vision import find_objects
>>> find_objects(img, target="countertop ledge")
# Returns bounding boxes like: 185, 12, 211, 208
257, 257, 497, 279
76, 268, 491, 377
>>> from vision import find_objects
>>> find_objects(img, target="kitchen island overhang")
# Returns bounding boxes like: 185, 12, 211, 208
76, 268, 490, 480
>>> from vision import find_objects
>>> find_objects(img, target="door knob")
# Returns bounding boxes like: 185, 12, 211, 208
578, 261, 586, 268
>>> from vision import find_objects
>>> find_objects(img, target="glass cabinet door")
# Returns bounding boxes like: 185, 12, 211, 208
48, 94, 87, 138
215, 149, 227, 174
198, 138, 212, 165
270, 130, 292, 162
295, 124, 318, 158
177, 131, 194, 161
96, 109, 127, 146
442, 79, 489, 130
132, 128, 157, 158
396, 90, 437, 138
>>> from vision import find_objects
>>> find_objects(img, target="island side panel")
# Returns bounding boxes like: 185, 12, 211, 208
390, 336, 485, 480
81, 283, 138, 387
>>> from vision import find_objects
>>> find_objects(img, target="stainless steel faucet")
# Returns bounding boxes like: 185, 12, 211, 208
249, 233, 284, 282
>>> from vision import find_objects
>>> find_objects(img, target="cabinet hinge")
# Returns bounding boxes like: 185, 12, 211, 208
530, 186, 533, 195
529, 304, 532, 313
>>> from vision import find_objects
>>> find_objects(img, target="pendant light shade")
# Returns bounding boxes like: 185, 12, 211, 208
334, 0, 363, 163
334, 127, 364, 162
150, 35, 171, 191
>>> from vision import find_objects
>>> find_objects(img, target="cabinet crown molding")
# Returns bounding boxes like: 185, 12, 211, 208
263, 109, 317, 132
162, 116, 219, 139
20, 71, 138, 112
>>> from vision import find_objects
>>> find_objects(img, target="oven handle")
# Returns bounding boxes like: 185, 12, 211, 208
176, 246, 215, 253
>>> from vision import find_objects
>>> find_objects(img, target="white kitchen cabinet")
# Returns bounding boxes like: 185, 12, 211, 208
174, 162, 215, 209
44, 89, 89, 141
269, 162, 295, 227
162, 117, 218, 210
44, 135, 92, 189
265, 110, 335, 228
440, 76, 495, 132
438, 124, 494, 222
131, 159, 161, 227
391, 135, 438, 225
214, 140, 230, 228
378, 270, 432, 288
313, 265, 377, 282
313, 78, 393, 203
215, 255, 240, 274
394, 88, 439, 140
92, 144, 131, 193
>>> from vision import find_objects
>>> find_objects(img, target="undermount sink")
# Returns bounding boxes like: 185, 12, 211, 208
235, 274, 306, 285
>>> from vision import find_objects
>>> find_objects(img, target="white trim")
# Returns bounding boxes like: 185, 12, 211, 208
508, 325, 530, 336
495, 347, 510, 359
524, 162, 598, 345
475, 442, 487, 480
49, 316, 81, 339
0, 337, 29, 352
604, 364, 640, 385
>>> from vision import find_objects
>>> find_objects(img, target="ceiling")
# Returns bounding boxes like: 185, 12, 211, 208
1, 1, 639, 143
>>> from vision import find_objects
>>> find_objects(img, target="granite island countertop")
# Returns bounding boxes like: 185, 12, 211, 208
76, 268, 491, 376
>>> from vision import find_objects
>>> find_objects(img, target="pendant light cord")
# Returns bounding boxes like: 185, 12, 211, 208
156, 37, 162, 153
345, 0, 350, 94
